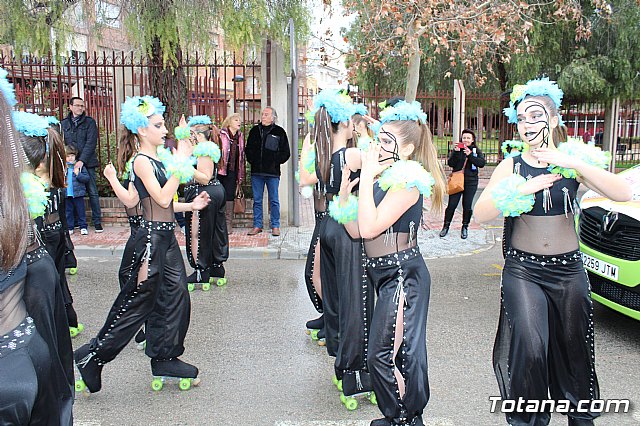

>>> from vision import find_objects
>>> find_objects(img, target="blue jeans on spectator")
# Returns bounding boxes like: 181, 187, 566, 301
251, 174, 280, 229
87, 167, 102, 226
66, 197, 88, 229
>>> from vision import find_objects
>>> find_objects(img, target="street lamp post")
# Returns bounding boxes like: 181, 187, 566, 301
288, 18, 300, 226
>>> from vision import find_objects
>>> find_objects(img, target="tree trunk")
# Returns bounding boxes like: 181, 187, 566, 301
149, 36, 188, 130
496, 58, 510, 149
404, 37, 421, 103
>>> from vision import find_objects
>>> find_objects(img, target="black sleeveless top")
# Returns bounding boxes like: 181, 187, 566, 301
373, 182, 423, 233
132, 154, 168, 200
317, 147, 360, 195
512, 154, 579, 216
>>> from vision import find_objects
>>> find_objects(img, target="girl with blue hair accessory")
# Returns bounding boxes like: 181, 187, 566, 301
73, 96, 211, 394
299, 88, 375, 407
475, 78, 632, 426
335, 100, 446, 426
182, 115, 229, 289
16, 111, 84, 338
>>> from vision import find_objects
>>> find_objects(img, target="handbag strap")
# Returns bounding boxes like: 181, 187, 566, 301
235, 185, 244, 199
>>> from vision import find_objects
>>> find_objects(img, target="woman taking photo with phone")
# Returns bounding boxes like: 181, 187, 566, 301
439, 129, 485, 239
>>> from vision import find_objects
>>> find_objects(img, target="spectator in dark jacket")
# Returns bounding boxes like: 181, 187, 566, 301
245, 107, 291, 236
440, 128, 486, 239
60, 97, 103, 232
65, 145, 90, 235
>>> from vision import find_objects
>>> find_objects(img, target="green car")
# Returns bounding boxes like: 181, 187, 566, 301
578, 165, 640, 321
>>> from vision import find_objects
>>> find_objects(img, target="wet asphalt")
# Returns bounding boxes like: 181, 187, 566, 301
68, 242, 640, 426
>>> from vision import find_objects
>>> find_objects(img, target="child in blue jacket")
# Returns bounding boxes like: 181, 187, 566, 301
66, 145, 90, 234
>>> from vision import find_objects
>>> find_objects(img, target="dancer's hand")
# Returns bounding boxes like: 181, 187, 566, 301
175, 138, 194, 159
338, 165, 359, 205
531, 148, 578, 169
360, 143, 389, 181
191, 191, 211, 210
104, 162, 117, 181
516, 173, 562, 195
179, 114, 187, 128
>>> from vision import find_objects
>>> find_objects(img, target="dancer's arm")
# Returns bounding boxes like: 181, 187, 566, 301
299, 133, 318, 186
532, 147, 632, 202
337, 166, 361, 239
193, 156, 214, 185
104, 163, 139, 208
174, 191, 210, 212
357, 145, 419, 239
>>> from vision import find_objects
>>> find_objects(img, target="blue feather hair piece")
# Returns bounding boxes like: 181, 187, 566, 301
308, 89, 358, 124
120, 96, 166, 134
187, 115, 212, 127
0, 67, 17, 108
12, 111, 51, 137
45, 116, 59, 126
353, 103, 368, 116
503, 77, 564, 125
371, 100, 427, 135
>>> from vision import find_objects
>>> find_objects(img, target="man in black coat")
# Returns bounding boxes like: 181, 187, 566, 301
60, 97, 103, 232
245, 106, 290, 236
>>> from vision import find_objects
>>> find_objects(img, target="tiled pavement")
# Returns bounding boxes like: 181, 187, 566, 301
71, 179, 497, 259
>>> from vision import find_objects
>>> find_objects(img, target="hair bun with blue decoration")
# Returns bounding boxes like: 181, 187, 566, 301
120, 96, 166, 134
187, 115, 212, 127
503, 77, 564, 125
307, 89, 359, 125
0, 67, 18, 108
12, 111, 51, 137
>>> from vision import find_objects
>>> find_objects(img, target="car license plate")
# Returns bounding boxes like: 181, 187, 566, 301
581, 253, 619, 281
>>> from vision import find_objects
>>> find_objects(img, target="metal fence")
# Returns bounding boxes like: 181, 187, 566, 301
1, 52, 262, 169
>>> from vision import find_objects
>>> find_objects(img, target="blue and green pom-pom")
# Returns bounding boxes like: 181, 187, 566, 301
501, 140, 524, 158
378, 160, 435, 198
300, 146, 316, 174
193, 141, 221, 162
156, 146, 195, 184
547, 140, 611, 179
491, 174, 535, 217
328, 194, 359, 224
21, 172, 48, 219
174, 126, 191, 141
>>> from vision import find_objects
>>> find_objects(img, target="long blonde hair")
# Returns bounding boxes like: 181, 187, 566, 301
384, 120, 446, 214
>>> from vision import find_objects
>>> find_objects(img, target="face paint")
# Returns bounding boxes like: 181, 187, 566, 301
377, 128, 400, 163
516, 99, 551, 149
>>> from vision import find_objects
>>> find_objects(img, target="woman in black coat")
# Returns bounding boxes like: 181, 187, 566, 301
440, 129, 486, 239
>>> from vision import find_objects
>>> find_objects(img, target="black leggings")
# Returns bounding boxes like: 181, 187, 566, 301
366, 247, 430, 423
90, 223, 191, 362
304, 211, 326, 313
444, 178, 478, 216
319, 217, 372, 383
495, 249, 599, 425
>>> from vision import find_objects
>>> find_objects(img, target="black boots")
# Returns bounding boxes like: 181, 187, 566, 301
461, 210, 473, 239
74, 344, 105, 393
439, 208, 455, 237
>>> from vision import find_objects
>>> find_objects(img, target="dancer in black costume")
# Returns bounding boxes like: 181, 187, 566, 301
181, 116, 229, 287
475, 78, 632, 426
338, 101, 446, 426
15, 111, 83, 338
73, 96, 210, 393
299, 89, 373, 402
0, 79, 74, 425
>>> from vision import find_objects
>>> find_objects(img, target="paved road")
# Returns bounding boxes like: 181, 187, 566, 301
69, 245, 640, 426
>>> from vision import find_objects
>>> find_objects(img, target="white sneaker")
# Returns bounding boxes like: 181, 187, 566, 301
80, 228, 88, 235
68, 229, 74, 235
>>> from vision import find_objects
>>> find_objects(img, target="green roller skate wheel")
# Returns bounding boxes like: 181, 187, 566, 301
345, 397, 358, 411
69, 327, 78, 338
216, 277, 227, 287
69, 267, 78, 275
305, 329, 311, 336
332, 375, 339, 386
339, 392, 347, 404
188, 283, 195, 292
151, 378, 163, 391
179, 378, 191, 390
202, 282, 211, 291
369, 392, 377, 405
75, 380, 86, 392
310, 329, 319, 340
337, 379, 343, 392
77, 323, 85, 332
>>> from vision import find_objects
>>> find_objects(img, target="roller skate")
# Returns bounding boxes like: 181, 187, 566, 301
305, 315, 323, 341
150, 358, 200, 391
332, 374, 343, 392
317, 328, 326, 346
74, 344, 104, 393
208, 264, 227, 287
187, 269, 212, 292
340, 370, 376, 411
134, 328, 146, 350
69, 323, 84, 338
370, 419, 391, 426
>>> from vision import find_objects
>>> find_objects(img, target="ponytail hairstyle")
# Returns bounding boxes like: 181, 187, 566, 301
313, 107, 340, 185
552, 123, 568, 146
117, 126, 138, 176
384, 120, 446, 214
20, 126, 66, 188
0, 90, 29, 270
192, 123, 222, 167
